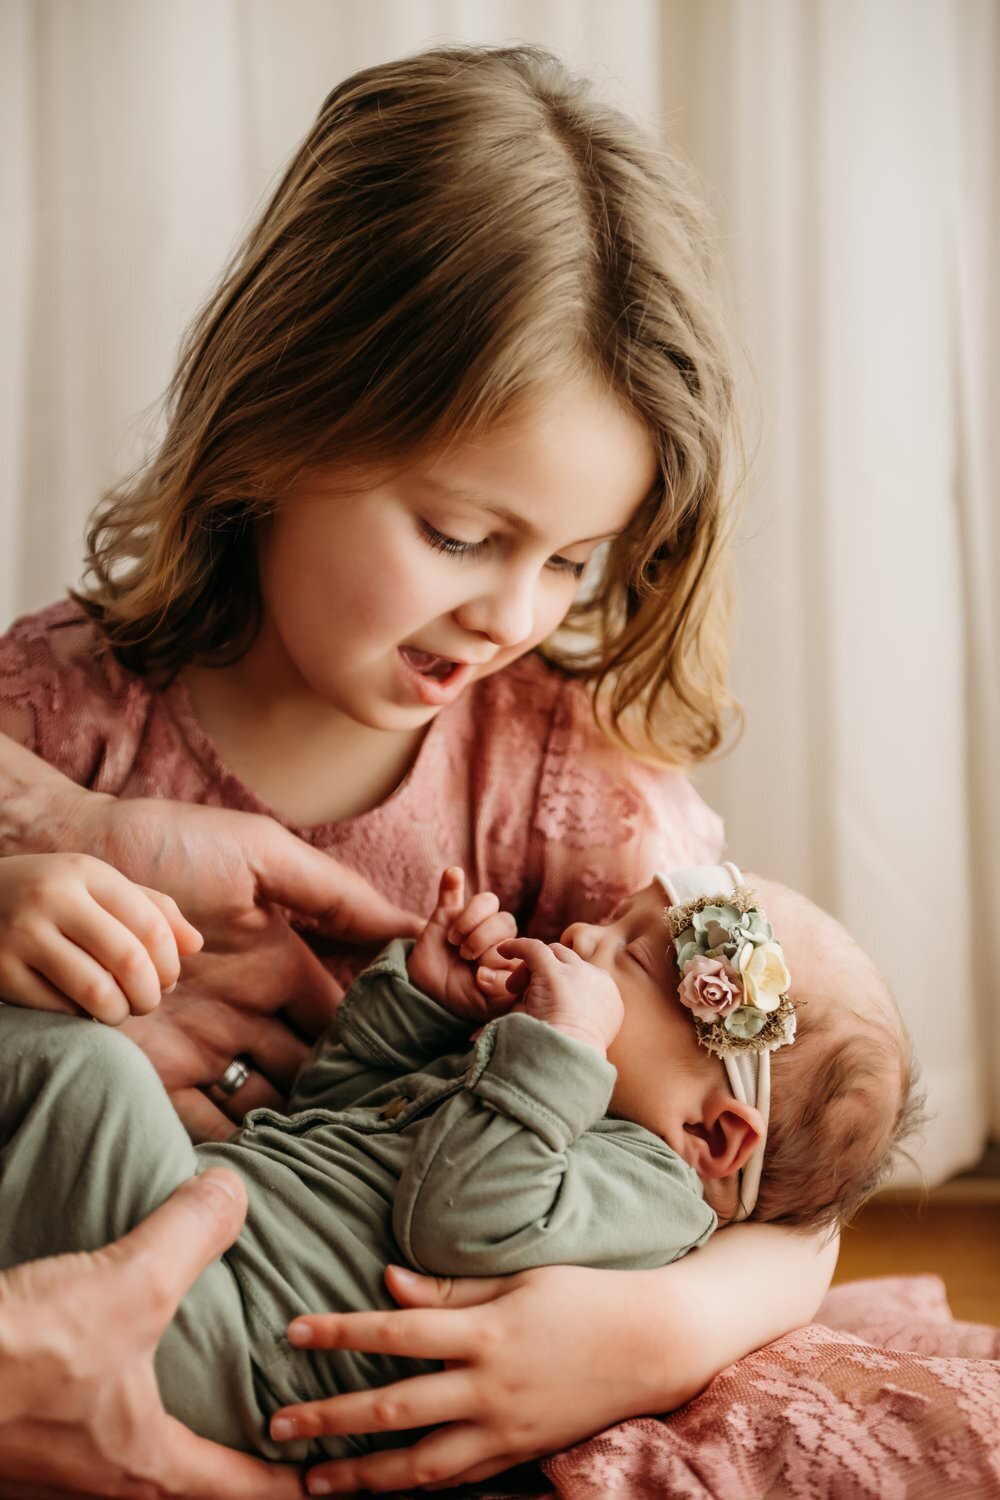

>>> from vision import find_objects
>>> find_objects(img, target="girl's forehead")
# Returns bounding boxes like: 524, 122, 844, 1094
419, 382, 657, 531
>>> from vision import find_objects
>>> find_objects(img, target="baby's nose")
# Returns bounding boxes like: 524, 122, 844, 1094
560, 922, 599, 961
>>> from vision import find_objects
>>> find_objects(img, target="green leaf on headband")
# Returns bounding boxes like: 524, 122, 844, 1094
692, 904, 742, 952
724, 1005, 768, 1039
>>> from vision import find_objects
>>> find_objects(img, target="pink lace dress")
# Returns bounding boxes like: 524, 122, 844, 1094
0, 602, 723, 968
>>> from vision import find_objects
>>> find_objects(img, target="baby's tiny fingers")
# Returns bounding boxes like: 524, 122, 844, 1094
447, 890, 499, 946
478, 962, 529, 998
458, 910, 516, 961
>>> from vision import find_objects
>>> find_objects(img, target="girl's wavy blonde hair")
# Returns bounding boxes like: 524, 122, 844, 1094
76, 43, 741, 766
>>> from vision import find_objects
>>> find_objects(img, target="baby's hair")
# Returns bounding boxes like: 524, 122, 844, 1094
74, 43, 740, 767
749, 880, 926, 1233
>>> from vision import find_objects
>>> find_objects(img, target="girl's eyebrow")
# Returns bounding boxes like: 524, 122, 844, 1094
415, 474, 623, 547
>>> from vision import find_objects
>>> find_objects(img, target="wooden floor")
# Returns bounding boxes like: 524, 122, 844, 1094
833, 1186, 1000, 1324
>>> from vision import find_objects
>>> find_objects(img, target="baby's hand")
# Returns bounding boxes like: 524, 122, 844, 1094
0, 853, 203, 1024
487, 938, 624, 1055
408, 868, 519, 1023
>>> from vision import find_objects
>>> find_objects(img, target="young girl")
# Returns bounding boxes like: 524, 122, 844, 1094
0, 43, 837, 1497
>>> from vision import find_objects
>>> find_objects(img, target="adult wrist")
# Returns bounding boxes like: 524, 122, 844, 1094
0, 1304, 30, 1422
0, 736, 110, 857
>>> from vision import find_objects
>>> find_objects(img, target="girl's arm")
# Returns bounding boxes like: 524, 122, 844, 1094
270, 1221, 838, 1493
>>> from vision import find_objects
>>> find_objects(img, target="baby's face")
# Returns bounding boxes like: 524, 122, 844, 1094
561, 882, 724, 1138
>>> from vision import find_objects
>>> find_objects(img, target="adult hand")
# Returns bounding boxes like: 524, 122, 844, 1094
62, 793, 419, 945
0, 1169, 304, 1500
268, 1263, 700, 1494
121, 904, 350, 1141
55, 795, 422, 1139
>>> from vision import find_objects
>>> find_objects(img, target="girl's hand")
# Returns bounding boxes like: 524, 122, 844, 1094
484, 936, 624, 1054
0, 852, 203, 1024
269, 1263, 694, 1494
407, 868, 519, 1022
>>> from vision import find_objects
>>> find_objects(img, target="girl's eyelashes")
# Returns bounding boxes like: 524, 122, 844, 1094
419, 521, 488, 560
418, 521, 587, 579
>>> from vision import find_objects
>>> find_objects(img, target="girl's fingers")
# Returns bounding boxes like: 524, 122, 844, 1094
301, 1425, 501, 1495
456, 910, 517, 962
270, 1369, 472, 1442
384, 1264, 512, 1309
88, 868, 192, 993
30, 931, 133, 1024
140, 885, 204, 956
446, 890, 499, 946
284, 1304, 482, 1362
0, 958, 83, 1016
59, 902, 166, 1016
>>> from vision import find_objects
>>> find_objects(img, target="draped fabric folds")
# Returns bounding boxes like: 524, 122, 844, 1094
1, 0, 996, 1179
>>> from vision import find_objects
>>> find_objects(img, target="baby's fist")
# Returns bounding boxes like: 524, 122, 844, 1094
408, 868, 519, 1021
491, 938, 624, 1054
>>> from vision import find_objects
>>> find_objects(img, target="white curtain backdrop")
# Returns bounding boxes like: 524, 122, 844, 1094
1, 0, 996, 1184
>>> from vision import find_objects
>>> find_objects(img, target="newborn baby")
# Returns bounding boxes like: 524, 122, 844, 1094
0, 858, 920, 1460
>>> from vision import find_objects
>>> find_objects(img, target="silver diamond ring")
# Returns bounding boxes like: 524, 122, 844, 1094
215, 1056, 252, 1096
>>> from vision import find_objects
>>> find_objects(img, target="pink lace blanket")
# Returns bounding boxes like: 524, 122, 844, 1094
407, 1278, 1000, 1499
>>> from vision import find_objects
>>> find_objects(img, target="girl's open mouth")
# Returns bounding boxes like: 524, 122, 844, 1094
397, 646, 473, 706
398, 647, 460, 683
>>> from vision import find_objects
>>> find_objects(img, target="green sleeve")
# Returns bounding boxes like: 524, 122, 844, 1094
287, 939, 473, 1113
392, 1013, 717, 1274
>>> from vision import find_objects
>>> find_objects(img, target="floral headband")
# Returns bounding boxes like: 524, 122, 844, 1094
654, 863, 797, 1221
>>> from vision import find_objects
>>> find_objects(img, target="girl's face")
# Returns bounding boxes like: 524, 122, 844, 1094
255, 380, 657, 732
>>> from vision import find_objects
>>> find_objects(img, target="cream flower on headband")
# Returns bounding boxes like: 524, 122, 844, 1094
738, 941, 791, 1013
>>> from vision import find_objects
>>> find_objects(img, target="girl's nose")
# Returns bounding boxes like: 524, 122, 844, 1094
560, 921, 599, 961
454, 574, 536, 649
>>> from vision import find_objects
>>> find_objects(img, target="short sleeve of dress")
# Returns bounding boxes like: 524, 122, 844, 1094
525, 674, 725, 941
0, 601, 147, 791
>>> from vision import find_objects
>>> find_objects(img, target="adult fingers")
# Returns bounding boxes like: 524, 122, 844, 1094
270, 1369, 472, 1442
246, 1013, 312, 1093
278, 929, 346, 1041
155, 1415, 305, 1500
252, 831, 423, 941
101, 1170, 248, 1336
210, 1067, 285, 1126
171, 1087, 239, 1144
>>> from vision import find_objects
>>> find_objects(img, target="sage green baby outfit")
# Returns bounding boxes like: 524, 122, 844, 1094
0, 941, 715, 1460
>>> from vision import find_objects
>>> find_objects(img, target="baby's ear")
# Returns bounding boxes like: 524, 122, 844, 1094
682, 1090, 765, 1181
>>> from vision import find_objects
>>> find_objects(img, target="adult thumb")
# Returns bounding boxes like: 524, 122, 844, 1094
255, 831, 423, 941
384, 1263, 510, 1309
105, 1170, 248, 1332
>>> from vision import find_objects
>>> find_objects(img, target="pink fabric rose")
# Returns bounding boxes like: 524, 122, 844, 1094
677, 955, 742, 1020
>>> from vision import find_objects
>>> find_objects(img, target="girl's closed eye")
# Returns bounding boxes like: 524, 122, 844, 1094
418, 521, 587, 579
